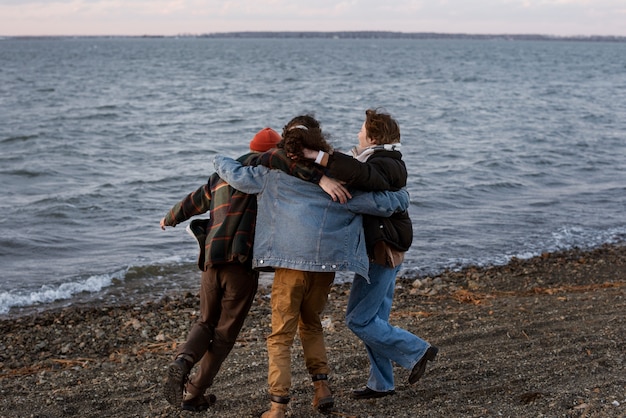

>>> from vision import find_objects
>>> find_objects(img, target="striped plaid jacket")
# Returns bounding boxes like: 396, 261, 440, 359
163, 152, 258, 269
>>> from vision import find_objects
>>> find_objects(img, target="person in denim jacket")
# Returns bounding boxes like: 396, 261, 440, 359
214, 115, 409, 418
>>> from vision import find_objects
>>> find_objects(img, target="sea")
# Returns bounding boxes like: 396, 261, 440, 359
1, 36, 625, 317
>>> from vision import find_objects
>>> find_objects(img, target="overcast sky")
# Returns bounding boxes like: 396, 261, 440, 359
1, 0, 625, 37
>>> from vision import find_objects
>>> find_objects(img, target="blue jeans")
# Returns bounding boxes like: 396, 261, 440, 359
346, 262, 430, 392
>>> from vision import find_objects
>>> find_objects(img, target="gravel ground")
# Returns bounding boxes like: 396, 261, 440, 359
1, 244, 625, 418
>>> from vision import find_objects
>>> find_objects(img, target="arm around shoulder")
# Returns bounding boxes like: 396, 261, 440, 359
346, 188, 410, 217
213, 155, 268, 194
327, 152, 396, 191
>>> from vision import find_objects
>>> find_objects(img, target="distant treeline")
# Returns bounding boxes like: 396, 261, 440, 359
6, 32, 626, 42
196, 31, 626, 42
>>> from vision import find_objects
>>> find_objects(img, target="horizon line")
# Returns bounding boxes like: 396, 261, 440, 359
3, 31, 626, 40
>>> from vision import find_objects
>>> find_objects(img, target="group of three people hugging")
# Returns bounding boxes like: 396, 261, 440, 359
159, 109, 438, 417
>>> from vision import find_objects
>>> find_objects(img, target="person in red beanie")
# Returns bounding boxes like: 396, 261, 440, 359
160, 127, 280, 412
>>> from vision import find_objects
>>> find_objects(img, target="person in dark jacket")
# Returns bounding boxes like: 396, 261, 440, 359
159, 127, 281, 412
303, 109, 438, 399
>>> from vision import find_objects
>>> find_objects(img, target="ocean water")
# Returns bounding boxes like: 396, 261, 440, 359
1, 37, 625, 316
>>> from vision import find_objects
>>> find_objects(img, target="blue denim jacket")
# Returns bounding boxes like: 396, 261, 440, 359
214, 155, 410, 279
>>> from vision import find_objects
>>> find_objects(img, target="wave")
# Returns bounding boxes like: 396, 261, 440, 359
0, 253, 195, 316
0, 168, 48, 178
402, 225, 626, 278
0, 270, 126, 315
1, 134, 39, 144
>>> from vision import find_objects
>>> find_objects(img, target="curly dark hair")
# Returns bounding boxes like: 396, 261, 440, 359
364, 108, 401, 145
278, 114, 332, 161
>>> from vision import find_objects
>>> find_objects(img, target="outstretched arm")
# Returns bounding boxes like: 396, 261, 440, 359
160, 181, 213, 229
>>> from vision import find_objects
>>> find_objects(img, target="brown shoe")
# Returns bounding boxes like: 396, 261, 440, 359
351, 386, 395, 400
312, 374, 334, 412
409, 346, 438, 385
261, 396, 289, 418
182, 393, 216, 412
164, 356, 191, 407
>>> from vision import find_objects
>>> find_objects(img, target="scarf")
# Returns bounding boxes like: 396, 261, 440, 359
351, 143, 402, 162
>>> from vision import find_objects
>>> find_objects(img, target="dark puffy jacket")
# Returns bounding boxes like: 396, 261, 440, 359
326, 149, 413, 254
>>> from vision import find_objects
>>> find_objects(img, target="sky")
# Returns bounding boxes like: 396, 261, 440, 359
1, 0, 625, 37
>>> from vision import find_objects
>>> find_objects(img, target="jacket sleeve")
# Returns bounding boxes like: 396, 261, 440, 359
327, 151, 406, 191
254, 148, 324, 183
345, 188, 410, 217
163, 183, 212, 227
213, 155, 268, 194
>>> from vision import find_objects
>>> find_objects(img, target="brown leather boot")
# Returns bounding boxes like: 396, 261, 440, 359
312, 374, 334, 413
261, 395, 289, 418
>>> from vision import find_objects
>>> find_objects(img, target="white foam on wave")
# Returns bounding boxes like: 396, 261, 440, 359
404, 225, 626, 279
487, 226, 626, 268
0, 269, 126, 315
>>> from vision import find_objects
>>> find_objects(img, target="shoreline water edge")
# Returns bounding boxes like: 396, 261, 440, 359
1, 243, 625, 417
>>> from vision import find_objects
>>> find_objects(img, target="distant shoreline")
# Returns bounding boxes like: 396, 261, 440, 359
3, 31, 626, 42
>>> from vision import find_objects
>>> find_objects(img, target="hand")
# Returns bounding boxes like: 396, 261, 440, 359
319, 175, 351, 204
160, 218, 167, 230
302, 148, 318, 160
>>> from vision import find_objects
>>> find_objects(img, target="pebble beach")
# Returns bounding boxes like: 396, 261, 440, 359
1, 244, 625, 417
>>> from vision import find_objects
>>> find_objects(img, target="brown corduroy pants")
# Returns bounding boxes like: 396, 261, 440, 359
177, 263, 259, 397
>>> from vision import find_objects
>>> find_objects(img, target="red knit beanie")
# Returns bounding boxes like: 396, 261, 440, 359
249, 127, 281, 152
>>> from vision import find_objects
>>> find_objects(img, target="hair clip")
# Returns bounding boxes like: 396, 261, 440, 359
289, 124, 309, 131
